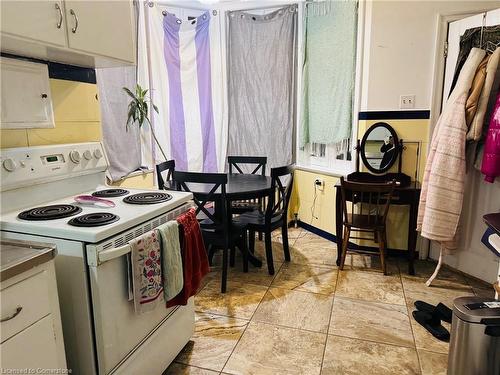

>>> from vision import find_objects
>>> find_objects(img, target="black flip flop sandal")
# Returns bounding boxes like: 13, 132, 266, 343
414, 301, 453, 323
412, 310, 450, 342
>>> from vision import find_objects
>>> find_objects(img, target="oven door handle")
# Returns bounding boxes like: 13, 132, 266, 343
98, 244, 131, 265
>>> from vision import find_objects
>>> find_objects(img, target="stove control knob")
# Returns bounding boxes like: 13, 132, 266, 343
83, 150, 92, 160
3, 158, 17, 172
69, 150, 81, 164
93, 149, 103, 159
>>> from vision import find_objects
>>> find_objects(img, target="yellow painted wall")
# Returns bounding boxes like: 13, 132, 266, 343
110, 171, 155, 189
290, 169, 340, 235
291, 118, 430, 250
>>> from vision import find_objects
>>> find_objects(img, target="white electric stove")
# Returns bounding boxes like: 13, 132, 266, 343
0, 142, 195, 374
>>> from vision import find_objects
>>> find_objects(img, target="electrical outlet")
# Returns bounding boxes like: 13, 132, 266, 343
314, 178, 325, 191
400, 95, 415, 109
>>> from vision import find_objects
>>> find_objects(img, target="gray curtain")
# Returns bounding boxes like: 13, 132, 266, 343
227, 6, 297, 171
96, 67, 142, 182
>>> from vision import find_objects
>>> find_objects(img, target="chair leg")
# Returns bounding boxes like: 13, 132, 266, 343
378, 230, 387, 275
207, 245, 215, 266
229, 247, 235, 267
221, 247, 228, 293
339, 227, 350, 270
249, 231, 256, 254
264, 231, 275, 275
281, 222, 291, 262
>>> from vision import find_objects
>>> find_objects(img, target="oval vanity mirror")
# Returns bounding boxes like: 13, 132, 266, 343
360, 122, 399, 174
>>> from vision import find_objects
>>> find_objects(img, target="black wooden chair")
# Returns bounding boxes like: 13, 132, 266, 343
173, 171, 248, 293
233, 165, 294, 275
227, 156, 267, 214
339, 176, 396, 275
156, 160, 176, 190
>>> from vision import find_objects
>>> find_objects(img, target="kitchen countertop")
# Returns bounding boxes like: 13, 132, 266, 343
0, 239, 57, 282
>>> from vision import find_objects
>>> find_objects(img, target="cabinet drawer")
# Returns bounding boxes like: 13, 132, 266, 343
1, 315, 61, 369
1, 270, 51, 343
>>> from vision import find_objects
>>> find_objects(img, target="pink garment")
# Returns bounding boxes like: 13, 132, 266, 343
481, 91, 500, 183
417, 48, 485, 252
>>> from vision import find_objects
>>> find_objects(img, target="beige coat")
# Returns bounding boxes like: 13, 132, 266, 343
467, 47, 500, 141
417, 48, 485, 252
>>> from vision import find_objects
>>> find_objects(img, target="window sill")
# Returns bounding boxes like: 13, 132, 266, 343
294, 164, 354, 178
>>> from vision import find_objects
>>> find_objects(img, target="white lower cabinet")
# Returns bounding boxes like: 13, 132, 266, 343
1, 315, 61, 369
0, 260, 66, 371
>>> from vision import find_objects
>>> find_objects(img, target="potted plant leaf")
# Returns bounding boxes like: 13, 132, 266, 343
123, 84, 167, 161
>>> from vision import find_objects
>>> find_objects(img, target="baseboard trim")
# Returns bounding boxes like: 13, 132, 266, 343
295, 220, 411, 257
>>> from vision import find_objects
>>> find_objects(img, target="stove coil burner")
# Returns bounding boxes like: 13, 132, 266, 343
123, 192, 172, 205
68, 213, 119, 227
18, 204, 82, 221
92, 189, 129, 198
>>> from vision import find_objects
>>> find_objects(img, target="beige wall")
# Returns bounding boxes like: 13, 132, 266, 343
361, 0, 498, 111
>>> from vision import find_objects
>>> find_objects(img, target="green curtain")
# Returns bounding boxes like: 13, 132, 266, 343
300, 0, 358, 148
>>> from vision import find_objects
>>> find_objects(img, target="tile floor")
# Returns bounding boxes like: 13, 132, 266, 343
164, 228, 495, 375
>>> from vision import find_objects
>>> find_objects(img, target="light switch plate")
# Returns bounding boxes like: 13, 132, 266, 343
400, 95, 415, 109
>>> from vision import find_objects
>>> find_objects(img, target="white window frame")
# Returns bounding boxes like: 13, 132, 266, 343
295, 0, 365, 176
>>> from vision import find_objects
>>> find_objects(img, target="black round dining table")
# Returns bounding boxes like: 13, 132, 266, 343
184, 174, 273, 268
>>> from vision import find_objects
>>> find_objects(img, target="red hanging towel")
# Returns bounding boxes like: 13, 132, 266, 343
166, 208, 209, 307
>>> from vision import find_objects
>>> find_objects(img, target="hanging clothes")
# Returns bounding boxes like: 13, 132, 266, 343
300, 0, 357, 148
467, 47, 500, 141
448, 25, 500, 95
417, 48, 485, 252
481, 91, 500, 183
227, 6, 297, 170
166, 208, 209, 307
465, 54, 489, 127
138, 5, 227, 172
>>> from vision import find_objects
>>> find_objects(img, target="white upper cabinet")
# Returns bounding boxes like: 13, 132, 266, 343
0, 0, 135, 67
65, 1, 135, 63
1, 57, 55, 129
0, 1, 67, 47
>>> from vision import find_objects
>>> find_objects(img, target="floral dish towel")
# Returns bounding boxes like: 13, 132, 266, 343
130, 229, 164, 314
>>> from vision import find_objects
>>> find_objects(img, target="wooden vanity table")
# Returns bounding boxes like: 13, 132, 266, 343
335, 122, 421, 275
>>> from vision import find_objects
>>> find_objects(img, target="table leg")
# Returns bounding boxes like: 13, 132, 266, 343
225, 199, 263, 268
246, 251, 263, 268
335, 187, 343, 266
407, 193, 419, 275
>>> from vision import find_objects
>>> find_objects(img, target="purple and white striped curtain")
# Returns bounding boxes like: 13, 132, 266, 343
139, 4, 227, 173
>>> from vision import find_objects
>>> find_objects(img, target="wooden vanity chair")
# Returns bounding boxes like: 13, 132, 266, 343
339, 176, 396, 275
